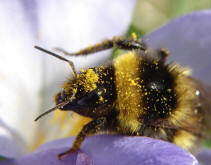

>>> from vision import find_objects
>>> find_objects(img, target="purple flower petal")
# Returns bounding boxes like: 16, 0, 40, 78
20, 0, 39, 34
196, 149, 211, 165
2, 135, 198, 165
0, 0, 43, 145
0, 120, 25, 158
0, 148, 78, 165
144, 10, 211, 84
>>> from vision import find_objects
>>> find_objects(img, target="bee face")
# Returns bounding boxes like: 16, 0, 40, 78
55, 66, 116, 118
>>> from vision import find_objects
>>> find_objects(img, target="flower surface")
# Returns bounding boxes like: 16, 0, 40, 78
1, 135, 199, 165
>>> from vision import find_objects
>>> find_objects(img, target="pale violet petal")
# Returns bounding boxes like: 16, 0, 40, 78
196, 149, 211, 165
19, 0, 39, 35
37, 0, 136, 49
0, 119, 26, 158
5, 136, 198, 165
0, 1, 42, 145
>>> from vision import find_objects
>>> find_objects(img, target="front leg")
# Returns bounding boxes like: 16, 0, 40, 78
58, 117, 107, 160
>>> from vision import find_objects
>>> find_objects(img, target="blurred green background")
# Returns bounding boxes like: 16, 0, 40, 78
129, 0, 211, 37
129, 0, 211, 148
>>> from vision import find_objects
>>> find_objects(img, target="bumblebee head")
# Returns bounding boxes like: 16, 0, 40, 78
55, 66, 116, 118
34, 46, 116, 121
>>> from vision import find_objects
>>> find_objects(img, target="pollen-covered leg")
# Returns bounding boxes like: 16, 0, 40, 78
55, 36, 146, 57
58, 117, 107, 160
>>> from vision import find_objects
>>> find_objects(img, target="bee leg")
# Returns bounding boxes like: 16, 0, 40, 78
157, 48, 170, 63
54, 36, 146, 56
58, 117, 107, 160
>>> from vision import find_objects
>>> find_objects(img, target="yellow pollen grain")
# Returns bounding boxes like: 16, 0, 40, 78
131, 32, 137, 40
167, 89, 172, 92
78, 68, 99, 92
163, 97, 167, 101
129, 79, 137, 86
99, 96, 104, 102
73, 88, 77, 94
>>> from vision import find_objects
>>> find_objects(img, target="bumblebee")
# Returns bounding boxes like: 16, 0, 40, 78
35, 34, 211, 160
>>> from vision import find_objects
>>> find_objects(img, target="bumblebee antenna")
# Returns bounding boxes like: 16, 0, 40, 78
34, 100, 70, 121
34, 46, 77, 77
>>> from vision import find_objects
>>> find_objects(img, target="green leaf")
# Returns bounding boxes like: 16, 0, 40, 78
0, 155, 10, 160
126, 24, 145, 37
111, 49, 126, 60
203, 140, 211, 148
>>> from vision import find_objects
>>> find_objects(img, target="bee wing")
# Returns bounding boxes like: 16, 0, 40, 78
151, 78, 211, 139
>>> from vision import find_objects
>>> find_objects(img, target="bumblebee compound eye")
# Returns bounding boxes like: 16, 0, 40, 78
77, 90, 100, 107
59, 89, 115, 118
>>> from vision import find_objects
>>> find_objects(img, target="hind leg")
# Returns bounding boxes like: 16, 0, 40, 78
55, 35, 146, 57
